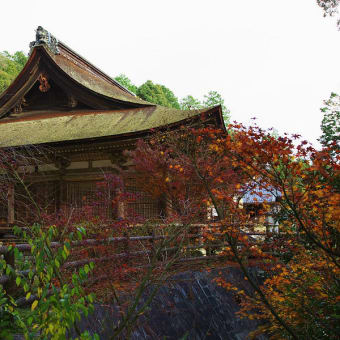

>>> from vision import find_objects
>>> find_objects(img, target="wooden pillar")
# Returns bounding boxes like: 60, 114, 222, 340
55, 179, 61, 213
117, 189, 125, 219
8, 184, 14, 225
59, 178, 64, 211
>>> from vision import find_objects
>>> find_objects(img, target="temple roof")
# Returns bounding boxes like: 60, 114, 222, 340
0, 107, 219, 147
0, 27, 224, 148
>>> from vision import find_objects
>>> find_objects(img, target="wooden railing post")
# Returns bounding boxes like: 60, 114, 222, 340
123, 231, 130, 264
151, 229, 156, 259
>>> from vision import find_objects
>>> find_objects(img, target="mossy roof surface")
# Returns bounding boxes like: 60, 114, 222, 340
0, 106, 208, 147
51, 47, 150, 106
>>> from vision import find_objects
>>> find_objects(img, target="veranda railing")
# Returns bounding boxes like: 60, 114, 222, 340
0, 222, 278, 305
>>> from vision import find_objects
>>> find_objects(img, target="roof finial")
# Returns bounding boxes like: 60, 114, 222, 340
29, 26, 60, 55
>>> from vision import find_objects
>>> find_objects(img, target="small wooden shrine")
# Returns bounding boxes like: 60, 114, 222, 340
0, 26, 224, 228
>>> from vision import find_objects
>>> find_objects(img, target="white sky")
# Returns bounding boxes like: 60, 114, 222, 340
1, 0, 339, 147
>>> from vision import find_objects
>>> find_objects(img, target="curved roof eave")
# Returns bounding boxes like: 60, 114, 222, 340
0, 48, 42, 118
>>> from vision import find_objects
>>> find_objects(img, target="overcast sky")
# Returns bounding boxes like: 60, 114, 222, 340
1, 0, 339, 147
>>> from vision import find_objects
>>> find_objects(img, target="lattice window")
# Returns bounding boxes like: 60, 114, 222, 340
15, 181, 58, 224
33, 181, 58, 214
125, 177, 162, 220
66, 181, 114, 218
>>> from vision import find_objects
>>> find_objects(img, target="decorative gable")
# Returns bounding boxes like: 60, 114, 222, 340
0, 26, 152, 120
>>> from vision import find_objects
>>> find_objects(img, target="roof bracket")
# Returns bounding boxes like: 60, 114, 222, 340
12, 97, 28, 114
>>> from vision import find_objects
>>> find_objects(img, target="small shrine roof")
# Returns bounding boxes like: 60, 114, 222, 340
242, 187, 281, 204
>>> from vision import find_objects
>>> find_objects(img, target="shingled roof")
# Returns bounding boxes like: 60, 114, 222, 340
0, 26, 224, 147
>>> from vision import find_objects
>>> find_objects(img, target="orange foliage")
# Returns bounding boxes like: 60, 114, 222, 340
131, 122, 340, 339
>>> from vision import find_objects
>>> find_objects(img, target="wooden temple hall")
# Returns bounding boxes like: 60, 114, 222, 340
0, 26, 224, 229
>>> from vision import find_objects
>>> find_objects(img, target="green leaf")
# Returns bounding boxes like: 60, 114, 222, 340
64, 244, 69, 254
27, 316, 33, 326
79, 268, 85, 278
15, 276, 21, 286
13, 225, 21, 235
13, 247, 20, 258
84, 264, 90, 274
31, 300, 38, 311
26, 292, 31, 300
88, 293, 94, 303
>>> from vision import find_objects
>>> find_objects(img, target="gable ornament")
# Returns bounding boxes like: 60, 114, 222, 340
29, 26, 60, 55
38, 73, 51, 93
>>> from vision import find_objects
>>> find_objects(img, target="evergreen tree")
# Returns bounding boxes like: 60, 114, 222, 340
180, 95, 202, 110
114, 74, 138, 94
137, 80, 180, 109
113, 75, 230, 123
203, 91, 230, 124
0, 51, 27, 94
320, 92, 340, 150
